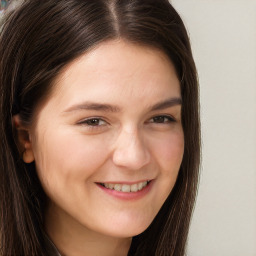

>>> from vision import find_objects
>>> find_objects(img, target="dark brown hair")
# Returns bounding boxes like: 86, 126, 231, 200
0, 0, 200, 255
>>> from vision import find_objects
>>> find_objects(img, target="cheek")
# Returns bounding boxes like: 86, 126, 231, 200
143, 130, 184, 220
150, 130, 184, 202
32, 129, 110, 188
152, 130, 184, 172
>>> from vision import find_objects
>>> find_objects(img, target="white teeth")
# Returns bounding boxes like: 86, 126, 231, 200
114, 184, 121, 191
138, 182, 143, 190
142, 181, 147, 187
121, 185, 131, 192
108, 183, 114, 189
102, 181, 149, 193
130, 184, 138, 192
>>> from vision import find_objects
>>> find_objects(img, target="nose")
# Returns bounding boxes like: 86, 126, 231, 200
112, 128, 150, 170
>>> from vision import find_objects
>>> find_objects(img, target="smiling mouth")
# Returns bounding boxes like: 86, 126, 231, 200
98, 181, 151, 193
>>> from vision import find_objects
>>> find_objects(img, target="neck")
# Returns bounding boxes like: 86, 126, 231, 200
44, 202, 132, 256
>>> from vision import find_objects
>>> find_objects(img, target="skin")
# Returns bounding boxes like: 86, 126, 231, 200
15, 40, 184, 256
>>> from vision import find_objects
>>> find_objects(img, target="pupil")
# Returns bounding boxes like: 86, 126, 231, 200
88, 119, 99, 125
154, 116, 164, 123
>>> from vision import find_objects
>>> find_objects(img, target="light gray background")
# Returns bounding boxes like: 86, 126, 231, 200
171, 1, 256, 255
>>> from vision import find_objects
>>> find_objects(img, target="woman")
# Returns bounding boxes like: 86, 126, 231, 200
0, 0, 200, 255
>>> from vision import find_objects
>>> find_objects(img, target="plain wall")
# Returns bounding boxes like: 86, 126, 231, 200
171, 0, 256, 255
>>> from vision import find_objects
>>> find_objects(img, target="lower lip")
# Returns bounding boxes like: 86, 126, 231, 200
96, 181, 154, 200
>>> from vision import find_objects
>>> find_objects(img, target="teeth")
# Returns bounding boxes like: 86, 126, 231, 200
121, 185, 130, 192
102, 181, 149, 193
108, 183, 114, 189
114, 184, 121, 191
130, 184, 138, 192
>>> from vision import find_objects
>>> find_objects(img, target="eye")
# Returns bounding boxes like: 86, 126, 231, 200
77, 118, 107, 127
149, 115, 176, 124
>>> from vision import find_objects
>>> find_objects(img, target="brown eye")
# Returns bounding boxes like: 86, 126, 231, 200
86, 119, 101, 126
151, 115, 175, 123
78, 118, 107, 126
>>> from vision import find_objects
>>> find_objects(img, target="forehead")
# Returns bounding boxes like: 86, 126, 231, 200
47, 40, 181, 110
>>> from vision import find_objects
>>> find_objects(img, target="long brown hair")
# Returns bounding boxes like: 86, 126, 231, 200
0, 0, 200, 255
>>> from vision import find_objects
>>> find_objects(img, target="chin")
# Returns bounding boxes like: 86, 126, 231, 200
99, 217, 154, 238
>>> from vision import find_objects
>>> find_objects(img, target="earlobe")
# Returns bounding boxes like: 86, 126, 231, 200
12, 115, 35, 163
22, 147, 35, 163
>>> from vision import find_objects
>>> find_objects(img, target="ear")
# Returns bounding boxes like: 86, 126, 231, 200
12, 115, 35, 163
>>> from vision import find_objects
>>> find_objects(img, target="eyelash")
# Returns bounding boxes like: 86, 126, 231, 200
77, 117, 107, 127
77, 115, 175, 128
148, 115, 176, 124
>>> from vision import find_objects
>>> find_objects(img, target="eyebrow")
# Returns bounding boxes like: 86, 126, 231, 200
150, 97, 182, 111
63, 102, 121, 113
63, 97, 182, 113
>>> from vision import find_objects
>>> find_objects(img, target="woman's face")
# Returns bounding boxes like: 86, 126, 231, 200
27, 40, 184, 238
